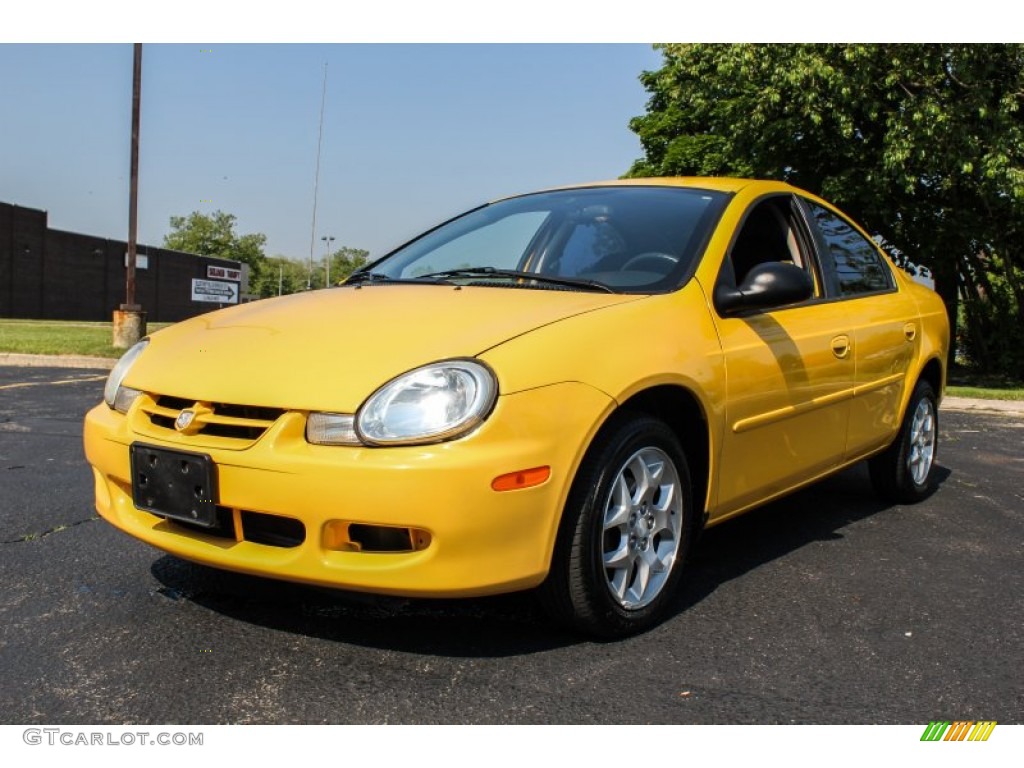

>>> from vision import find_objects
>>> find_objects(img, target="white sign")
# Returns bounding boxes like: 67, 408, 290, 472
124, 254, 149, 269
191, 278, 238, 304
207, 265, 242, 281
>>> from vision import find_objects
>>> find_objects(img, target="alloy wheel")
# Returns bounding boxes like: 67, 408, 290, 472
601, 447, 683, 609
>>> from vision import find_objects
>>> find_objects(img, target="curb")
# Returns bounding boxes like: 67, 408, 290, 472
0, 353, 115, 370
941, 396, 1024, 415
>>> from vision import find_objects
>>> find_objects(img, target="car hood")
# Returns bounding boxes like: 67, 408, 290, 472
127, 284, 643, 411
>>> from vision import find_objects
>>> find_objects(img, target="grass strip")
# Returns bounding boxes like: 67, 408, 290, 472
0, 319, 171, 359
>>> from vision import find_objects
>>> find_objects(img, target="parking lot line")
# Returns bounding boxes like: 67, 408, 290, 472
0, 375, 107, 391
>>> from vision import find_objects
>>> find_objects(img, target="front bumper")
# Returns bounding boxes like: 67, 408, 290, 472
84, 382, 613, 598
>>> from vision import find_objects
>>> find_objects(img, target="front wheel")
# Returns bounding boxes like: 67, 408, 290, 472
869, 380, 939, 503
540, 414, 694, 637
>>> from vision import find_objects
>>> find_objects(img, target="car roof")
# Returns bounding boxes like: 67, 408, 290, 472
492, 177, 785, 204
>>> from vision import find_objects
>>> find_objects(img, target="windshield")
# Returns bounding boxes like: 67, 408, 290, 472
358, 186, 728, 293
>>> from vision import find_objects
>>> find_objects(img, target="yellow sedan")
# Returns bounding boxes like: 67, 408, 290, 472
84, 178, 949, 636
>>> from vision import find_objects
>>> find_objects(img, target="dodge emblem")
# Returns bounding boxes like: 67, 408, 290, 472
175, 410, 195, 432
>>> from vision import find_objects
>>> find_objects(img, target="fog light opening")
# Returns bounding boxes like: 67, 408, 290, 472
322, 521, 431, 553
491, 466, 551, 492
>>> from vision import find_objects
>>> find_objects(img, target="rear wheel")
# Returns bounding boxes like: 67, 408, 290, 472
540, 413, 693, 637
869, 380, 939, 503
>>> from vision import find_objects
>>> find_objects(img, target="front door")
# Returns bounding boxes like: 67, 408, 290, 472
709, 195, 855, 518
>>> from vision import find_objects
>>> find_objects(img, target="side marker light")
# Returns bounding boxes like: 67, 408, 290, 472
491, 466, 551, 492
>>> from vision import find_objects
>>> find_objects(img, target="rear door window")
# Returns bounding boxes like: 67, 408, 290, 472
805, 202, 894, 297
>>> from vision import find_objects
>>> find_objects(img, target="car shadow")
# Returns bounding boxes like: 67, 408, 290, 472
666, 462, 953, 621
150, 557, 580, 657
149, 461, 951, 656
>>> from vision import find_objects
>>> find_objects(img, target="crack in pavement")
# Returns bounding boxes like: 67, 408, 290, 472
2, 515, 100, 544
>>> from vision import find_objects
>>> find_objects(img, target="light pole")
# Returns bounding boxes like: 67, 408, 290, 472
321, 235, 335, 287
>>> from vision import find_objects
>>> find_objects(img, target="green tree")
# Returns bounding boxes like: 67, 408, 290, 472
252, 248, 369, 298
628, 44, 1024, 375
256, 256, 310, 297
329, 247, 369, 285
163, 210, 268, 287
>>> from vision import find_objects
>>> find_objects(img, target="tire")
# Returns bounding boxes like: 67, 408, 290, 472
539, 413, 694, 637
869, 380, 939, 503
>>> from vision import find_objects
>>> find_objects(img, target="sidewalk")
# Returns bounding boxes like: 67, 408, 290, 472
941, 395, 1024, 415
0, 353, 115, 370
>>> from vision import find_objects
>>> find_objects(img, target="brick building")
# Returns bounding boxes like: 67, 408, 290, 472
0, 201, 246, 323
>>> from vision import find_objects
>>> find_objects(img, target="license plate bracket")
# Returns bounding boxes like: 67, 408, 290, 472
130, 443, 219, 527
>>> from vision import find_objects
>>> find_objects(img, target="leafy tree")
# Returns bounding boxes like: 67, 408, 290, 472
256, 256, 309, 297
164, 211, 371, 300
253, 248, 369, 298
628, 44, 1024, 375
329, 247, 369, 284
163, 210, 268, 286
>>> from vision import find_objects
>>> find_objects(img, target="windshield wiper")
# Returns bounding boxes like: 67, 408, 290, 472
344, 271, 389, 285
344, 271, 452, 286
416, 267, 614, 293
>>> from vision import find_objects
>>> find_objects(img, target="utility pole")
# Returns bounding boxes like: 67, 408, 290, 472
114, 43, 146, 348
307, 62, 327, 290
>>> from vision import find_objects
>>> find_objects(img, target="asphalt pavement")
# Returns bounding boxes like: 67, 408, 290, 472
1, 364, 1021, 724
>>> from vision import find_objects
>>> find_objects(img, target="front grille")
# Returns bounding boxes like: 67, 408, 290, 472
166, 506, 306, 549
241, 511, 305, 548
140, 395, 284, 444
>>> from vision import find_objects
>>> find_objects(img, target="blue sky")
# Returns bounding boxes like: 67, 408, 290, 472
2, 0, 997, 264
0, 44, 663, 260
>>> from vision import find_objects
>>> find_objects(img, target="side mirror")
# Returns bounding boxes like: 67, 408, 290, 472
714, 261, 814, 316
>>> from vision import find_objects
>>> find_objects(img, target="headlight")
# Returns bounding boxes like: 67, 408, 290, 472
355, 360, 497, 446
103, 339, 148, 413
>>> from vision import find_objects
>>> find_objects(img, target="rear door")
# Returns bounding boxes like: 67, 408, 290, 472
800, 199, 920, 459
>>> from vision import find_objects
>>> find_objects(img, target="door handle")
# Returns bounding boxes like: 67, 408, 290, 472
904, 322, 917, 341
831, 335, 851, 359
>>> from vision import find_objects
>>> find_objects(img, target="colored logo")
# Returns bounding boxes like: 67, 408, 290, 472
920, 721, 996, 741
175, 410, 196, 432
